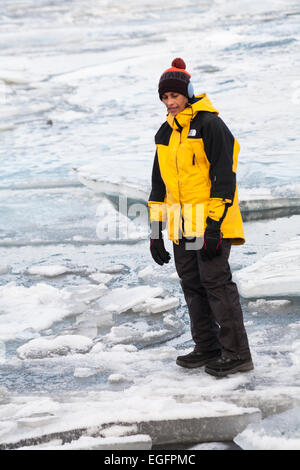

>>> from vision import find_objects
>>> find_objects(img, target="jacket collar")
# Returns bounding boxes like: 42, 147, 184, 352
166, 93, 219, 131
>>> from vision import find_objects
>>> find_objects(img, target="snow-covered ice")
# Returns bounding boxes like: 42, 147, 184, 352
94, 285, 166, 314
17, 335, 93, 359
0, 283, 79, 342
234, 237, 300, 298
234, 407, 300, 450
27, 265, 69, 277
18, 434, 153, 451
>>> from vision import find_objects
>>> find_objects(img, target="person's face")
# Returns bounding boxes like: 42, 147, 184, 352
161, 92, 188, 116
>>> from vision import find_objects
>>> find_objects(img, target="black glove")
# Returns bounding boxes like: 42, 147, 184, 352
150, 221, 171, 266
200, 217, 223, 261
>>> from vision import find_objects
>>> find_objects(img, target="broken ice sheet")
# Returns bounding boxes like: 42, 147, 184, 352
26, 265, 69, 277
103, 315, 185, 347
248, 299, 291, 310
234, 237, 300, 298
234, 407, 300, 450
88, 272, 114, 284
0, 283, 82, 342
63, 283, 108, 304
17, 335, 93, 359
94, 285, 165, 314
132, 296, 180, 315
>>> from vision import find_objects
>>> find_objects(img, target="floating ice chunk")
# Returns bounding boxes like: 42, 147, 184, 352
89, 272, 113, 284
17, 335, 93, 359
138, 265, 155, 280
0, 283, 82, 342
132, 296, 179, 315
64, 283, 108, 303
138, 266, 179, 282
108, 374, 126, 384
163, 314, 183, 329
170, 271, 180, 280
27, 265, 68, 277
76, 169, 149, 202
148, 297, 179, 314
104, 325, 140, 344
96, 285, 165, 314
138, 265, 179, 281
239, 187, 273, 201
76, 311, 113, 329
234, 239, 300, 297
111, 344, 138, 353
90, 342, 106, 354
234, 407, 300, 450
248, 299, 291, 310
100, 264, 126, 274
141, 329, 170, 341
74, 368, 97, 378
71, 320, 98, 339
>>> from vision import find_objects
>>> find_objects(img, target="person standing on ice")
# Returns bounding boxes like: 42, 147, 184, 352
148, 58, 253, 377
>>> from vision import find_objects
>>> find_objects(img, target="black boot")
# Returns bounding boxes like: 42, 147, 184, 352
176, 349, 221, 369
205, 356, 254, 377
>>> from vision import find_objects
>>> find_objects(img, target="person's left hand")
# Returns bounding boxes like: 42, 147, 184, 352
200, 219, 223, 261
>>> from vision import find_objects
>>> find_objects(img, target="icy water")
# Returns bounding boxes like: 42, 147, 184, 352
0, 0, 300, 450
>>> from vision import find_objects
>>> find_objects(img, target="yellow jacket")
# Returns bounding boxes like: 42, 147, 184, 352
148, 94, 245, 245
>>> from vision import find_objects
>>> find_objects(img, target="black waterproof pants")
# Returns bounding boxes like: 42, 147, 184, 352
173, 238, 251, 360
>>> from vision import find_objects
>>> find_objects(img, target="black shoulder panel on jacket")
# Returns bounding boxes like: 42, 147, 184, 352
187, 111, 215, 139
155, 122, 173, 146
148, 151, 166, 203
201, 114, 236, 203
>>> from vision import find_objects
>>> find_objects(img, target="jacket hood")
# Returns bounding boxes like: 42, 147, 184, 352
167, 93, 219, 130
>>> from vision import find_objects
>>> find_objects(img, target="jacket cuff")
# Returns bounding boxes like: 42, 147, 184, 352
207, 197, 231, 222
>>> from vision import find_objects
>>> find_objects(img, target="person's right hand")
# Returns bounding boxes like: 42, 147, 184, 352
150, 238, 171, 266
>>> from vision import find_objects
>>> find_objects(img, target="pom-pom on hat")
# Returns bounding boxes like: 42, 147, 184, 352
158, 58, 192, 100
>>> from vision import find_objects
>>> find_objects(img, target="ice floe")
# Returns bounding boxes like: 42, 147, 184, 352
27, 264, 69, 277
234, 237, 300, 298
88, 272, 114, 284
94, 285, 166, 314
0, 392, 261, 449
0, 283, 77, 342
17, 335, 93, 359
248, 299, 292, 310
234, 407, 300, 450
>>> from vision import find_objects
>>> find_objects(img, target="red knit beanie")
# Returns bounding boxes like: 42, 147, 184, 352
158, 58, 191, 100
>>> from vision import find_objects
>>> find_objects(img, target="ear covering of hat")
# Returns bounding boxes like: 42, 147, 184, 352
158, 58, 191, 100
